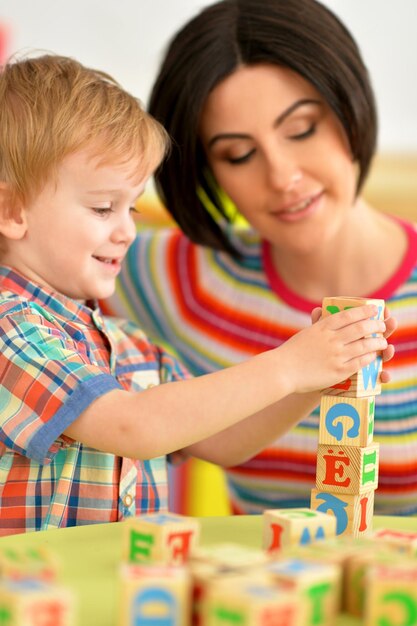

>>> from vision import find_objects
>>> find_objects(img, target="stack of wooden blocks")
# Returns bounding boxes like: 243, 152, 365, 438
310, 296, 385, 537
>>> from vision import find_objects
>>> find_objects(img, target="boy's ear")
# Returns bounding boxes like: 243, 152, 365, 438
0, 182, 28, 240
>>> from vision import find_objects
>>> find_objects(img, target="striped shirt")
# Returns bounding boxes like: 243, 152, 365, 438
105, 216, 417, 516
0, 267, 188, 535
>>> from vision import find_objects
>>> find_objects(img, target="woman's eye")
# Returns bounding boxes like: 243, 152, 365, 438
227, 148, 256, 165
129, 205, 140, 214
289, 123, 317, 141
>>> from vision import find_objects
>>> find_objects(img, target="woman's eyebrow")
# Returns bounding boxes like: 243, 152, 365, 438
207, 98, 321, 148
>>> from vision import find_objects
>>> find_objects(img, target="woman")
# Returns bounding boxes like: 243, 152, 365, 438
106, 0, 417, 515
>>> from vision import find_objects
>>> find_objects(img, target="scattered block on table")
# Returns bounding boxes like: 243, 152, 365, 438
0, 579, 74, 626
0, 547, 59, 583
265, 558, 341, 625
122, 512, 200, 565
310, 488, 374, 537
118, 563, 191, 626
344, 545, 402, 618
364, 560, 417, 626
191, 543, 268, 571
203, 578, 299, 626
319, 395, 375, 447
371, 528, 417, 556
262, 508, 336, 553
190, 562, 270, 626
315, 442, 379, 495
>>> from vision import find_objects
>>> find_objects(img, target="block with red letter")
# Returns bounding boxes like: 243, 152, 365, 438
321, 296, 385, 398
0, 580, 74, 626
122, 512, 200, 565
310, 488, 374, 537
364, 560, 417, 626
203, 578, 299, 626
262, 508, 336, 553
371, 528, 417, 556
265, 558, 341, 626
319, 395, 375, 447
118, 563, 191, 626
315, 442, 379, 495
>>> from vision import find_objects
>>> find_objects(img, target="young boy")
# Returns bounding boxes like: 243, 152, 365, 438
0, 54, 393, 535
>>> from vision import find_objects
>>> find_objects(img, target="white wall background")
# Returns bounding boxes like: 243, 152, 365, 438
1, 0, 416, 152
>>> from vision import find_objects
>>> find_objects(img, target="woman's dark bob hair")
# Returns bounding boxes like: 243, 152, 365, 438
149, 0, 377, 255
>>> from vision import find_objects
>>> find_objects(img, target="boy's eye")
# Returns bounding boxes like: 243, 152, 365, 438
92, 207, 112, 216
129, 205, 140, 214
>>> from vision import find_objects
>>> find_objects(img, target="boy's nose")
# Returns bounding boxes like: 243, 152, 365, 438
112, 214, 137, 245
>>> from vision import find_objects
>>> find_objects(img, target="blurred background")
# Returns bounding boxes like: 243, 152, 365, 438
2, 0, 416, 514
1, 0, 416, 223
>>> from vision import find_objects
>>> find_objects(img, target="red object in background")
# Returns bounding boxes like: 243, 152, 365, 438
0, 23, 11, 65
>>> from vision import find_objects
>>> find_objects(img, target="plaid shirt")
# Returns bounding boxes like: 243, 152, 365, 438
0, 267, 189, 535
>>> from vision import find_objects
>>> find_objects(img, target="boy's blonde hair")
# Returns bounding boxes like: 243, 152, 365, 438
0, 53, 169, 208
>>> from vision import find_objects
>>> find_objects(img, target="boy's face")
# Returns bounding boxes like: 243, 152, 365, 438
4, 147, 147, 301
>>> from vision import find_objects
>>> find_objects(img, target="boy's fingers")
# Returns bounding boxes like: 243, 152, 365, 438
327, 304, 379, 330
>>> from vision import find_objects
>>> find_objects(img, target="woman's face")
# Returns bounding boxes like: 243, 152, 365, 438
199, 63, 358, 254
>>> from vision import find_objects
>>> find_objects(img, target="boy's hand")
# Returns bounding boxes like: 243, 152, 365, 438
311, 305, 396, 383
281, 304, 391, 394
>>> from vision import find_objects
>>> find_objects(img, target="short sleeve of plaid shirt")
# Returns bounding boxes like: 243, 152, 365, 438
0, 302, 121, 465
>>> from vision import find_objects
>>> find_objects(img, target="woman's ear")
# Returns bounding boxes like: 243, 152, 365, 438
0, 183, 28, 240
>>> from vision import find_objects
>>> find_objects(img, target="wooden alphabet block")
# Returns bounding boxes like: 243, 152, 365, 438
118, 563, 191, 626
319, 395, 375, 447
0, 547, 59, 584
191, 542, 267, 571
322, 296, 384, 398
265, 558, 341, 626
122, 512, 200, 565
364, 561, 417, 626
344, 547, 401, 618
322, 297, 385, 321
262, 508, 336, 553
203, 579, 299, 626
371, 528, 417, 556
0, 580, 74, 626
315, 442, 379, 495
310, 488, 374, 537
190, 563, 270, 626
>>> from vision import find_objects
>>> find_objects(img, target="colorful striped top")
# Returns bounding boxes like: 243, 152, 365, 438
105, 217, 417, 516
0, 267, 188, 534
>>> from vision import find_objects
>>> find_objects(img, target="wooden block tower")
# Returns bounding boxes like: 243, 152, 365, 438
311, 297, 385, 537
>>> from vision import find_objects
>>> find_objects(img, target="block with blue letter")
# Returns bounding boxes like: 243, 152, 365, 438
262, 508, 336, 553
118, 563, 191, 626
319, 395, 375, 447
310, 489, 375, 538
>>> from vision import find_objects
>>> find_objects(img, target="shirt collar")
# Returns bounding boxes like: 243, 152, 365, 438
0, 266, 100, 327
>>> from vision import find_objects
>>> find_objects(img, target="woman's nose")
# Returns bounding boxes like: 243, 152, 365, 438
266, 154, 303, 192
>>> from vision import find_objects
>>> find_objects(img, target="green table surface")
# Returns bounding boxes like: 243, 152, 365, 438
1, 515, 416, 626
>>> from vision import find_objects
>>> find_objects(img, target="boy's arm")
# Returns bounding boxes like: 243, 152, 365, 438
64, 305, 388, 461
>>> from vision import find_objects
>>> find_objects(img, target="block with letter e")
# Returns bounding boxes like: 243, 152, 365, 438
262, 507, 336, 553
321, 296, 385, 397
315, 442, 379, 495
310, 488, 374, 537
122, 512, 200, 566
